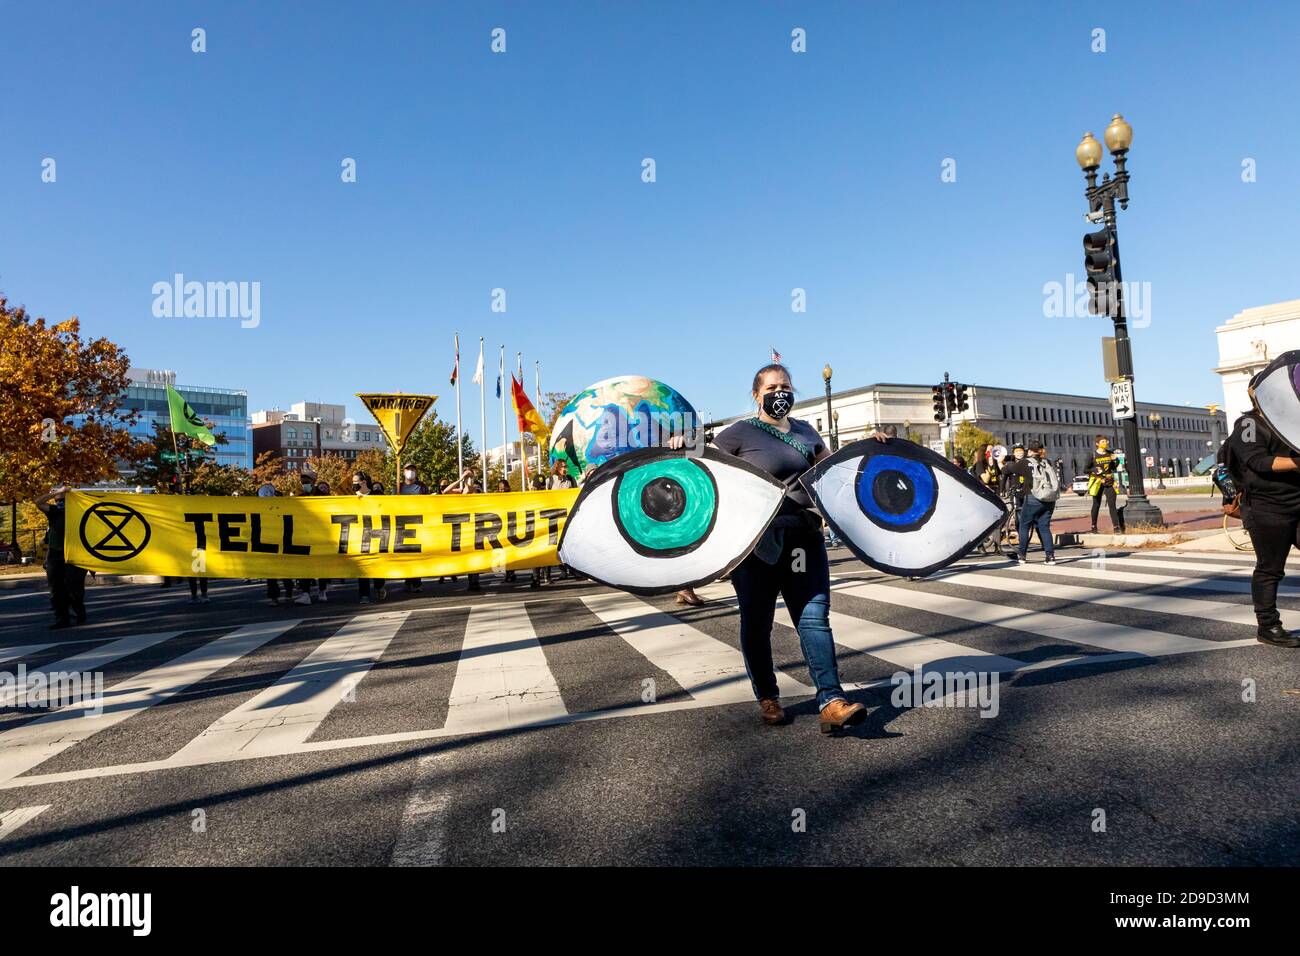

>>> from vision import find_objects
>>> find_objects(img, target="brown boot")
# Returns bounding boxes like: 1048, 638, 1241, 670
758, 698, 787, 726
819, 698, 866, 734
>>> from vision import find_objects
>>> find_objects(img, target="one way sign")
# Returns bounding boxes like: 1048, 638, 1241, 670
1110, 380, 1135, 421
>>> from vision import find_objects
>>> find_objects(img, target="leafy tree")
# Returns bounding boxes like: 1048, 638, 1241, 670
134, 421, 228, 493
0, 296, 149, 500
389, 413, 479, 490
302, 454, 354, 496
954, 421, 1001, 468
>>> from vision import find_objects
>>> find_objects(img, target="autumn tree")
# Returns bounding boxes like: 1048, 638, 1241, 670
302, 454, 354, 496
954, 421, 1001, 468
0, 297, 149, 501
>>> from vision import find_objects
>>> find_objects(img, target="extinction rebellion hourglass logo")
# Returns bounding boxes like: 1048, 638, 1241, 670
79, 502, 152, 562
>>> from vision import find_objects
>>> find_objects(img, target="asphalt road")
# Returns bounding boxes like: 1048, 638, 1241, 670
1, 545, 1298, 866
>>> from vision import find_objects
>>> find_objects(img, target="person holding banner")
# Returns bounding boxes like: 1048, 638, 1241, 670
299, 469, 331, 602
259, 482, 307, 607
35, 484, 87, 629
352, 471, 387, 604
401, 465, 429, 593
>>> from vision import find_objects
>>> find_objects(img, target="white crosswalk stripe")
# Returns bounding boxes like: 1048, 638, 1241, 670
443, 603, 567, 732
0, 553, 1274, 788
934, 568, 1297, 630
1000, 556, 1300, 598
0, 622, 295, 784
171, 613, 405, 763
828, 576, 1229, 658
584, 590, 812, 703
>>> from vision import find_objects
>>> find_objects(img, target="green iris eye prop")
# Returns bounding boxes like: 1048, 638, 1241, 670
613, 458, 718, 557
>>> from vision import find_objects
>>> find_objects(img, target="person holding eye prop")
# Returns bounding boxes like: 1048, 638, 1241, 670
672, 363, 887, 733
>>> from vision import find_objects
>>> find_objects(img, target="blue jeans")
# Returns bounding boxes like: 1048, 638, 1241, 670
1018, 495, 1055, 558
730, 526, 846, 709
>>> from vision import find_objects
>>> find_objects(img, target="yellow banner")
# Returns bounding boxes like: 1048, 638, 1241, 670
357, 393, 436, 456
63, 490, 579, 578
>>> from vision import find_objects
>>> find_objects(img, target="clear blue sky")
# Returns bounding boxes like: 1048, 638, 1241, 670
4, 1, 1299, 446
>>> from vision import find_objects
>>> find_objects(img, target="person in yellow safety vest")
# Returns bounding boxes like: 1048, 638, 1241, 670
1084, 435, 1126, 534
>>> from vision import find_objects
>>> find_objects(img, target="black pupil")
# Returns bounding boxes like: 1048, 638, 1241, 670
641, 477, 686, 522
872, 470, 915, 515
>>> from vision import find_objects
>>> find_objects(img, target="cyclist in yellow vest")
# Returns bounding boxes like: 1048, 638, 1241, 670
1084, 436, 1126, 533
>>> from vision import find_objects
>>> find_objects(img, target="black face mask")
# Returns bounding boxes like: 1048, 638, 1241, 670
762, 389, 794, 420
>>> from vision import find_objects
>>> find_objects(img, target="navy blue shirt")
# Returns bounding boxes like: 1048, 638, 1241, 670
713, 418, 825, 518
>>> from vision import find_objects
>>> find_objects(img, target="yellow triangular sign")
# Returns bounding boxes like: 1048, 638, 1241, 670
357, 393, 437, 456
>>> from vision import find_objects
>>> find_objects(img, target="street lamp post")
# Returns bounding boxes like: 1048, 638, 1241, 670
1076, 114, 1163, 527
1150, 412, 1165, 489
822, 363, 838, 451
832, 409, 840, 449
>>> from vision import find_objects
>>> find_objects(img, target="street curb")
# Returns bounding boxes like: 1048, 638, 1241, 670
0, 573, 165, 591
1055, 528, 1223, 549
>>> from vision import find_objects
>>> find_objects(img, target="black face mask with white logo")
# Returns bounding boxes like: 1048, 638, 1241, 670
762, 389, 794, 420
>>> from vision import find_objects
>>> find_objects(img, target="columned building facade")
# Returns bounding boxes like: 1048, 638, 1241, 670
1215, 298, 1300, 429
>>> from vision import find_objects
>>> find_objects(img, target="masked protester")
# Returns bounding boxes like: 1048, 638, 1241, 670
257, 482, 305, 606
296, 469, 331, 601
400, 465, 429, 592
351, 471, 387, 604
1224, 405, 1300, 647
1084, 435, 1126, 534
702, 363, 887, 734
34, 485, 87, 629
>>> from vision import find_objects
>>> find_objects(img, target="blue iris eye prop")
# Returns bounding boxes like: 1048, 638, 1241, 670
802, 439, 1006, 578
856, 454, 937, 532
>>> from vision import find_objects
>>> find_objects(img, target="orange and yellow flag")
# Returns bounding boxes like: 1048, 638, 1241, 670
510, 375, 549, 439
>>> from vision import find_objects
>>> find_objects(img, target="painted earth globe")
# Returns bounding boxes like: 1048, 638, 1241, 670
549, 375, 698, 475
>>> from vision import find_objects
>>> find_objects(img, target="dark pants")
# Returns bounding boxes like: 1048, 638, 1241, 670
1246, 506, 1300, 629
1018, 496, 1056, 557
267, 579, 295, 600
46, 556, 87, 624
358, 579, 385, 599
188, 577, 208, 597
1089, 484, 1123, 531
729, 527, 845, 709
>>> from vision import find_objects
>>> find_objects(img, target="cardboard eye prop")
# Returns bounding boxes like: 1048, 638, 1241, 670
557, 447, 786, 595
1247, 350, 1300, 454
801, 438, 1006, 578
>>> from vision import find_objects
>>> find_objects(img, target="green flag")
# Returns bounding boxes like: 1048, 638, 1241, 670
166, 383, 217, 446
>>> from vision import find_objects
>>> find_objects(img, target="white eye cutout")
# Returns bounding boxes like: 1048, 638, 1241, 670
1248, 350, 1300, 454
802, 439, 1006, 578
557, 447, 786, 595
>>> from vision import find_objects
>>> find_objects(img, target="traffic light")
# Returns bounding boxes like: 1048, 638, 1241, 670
932, 385, 946, 422
954, 382, 970, 413
1083, 226, 1117, 317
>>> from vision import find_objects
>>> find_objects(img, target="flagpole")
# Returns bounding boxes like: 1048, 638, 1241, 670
499, 345, 507, 483
535, 359, 543, 475
478, 337, 488, 489
454, 332, 464, 478
516, 352, 527, 488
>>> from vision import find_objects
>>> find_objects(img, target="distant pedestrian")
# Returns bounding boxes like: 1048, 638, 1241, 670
1084, 436, 1125, 533
1000, 439, 1060, 564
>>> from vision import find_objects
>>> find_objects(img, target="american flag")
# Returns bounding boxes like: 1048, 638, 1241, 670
770, 346, 782, 363
450, 333, 460, 386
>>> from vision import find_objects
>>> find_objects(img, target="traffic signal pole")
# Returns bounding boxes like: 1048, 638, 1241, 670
1083, 159, 1162, 528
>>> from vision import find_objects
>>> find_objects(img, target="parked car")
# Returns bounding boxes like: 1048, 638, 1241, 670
1071, 475, 1090, 496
